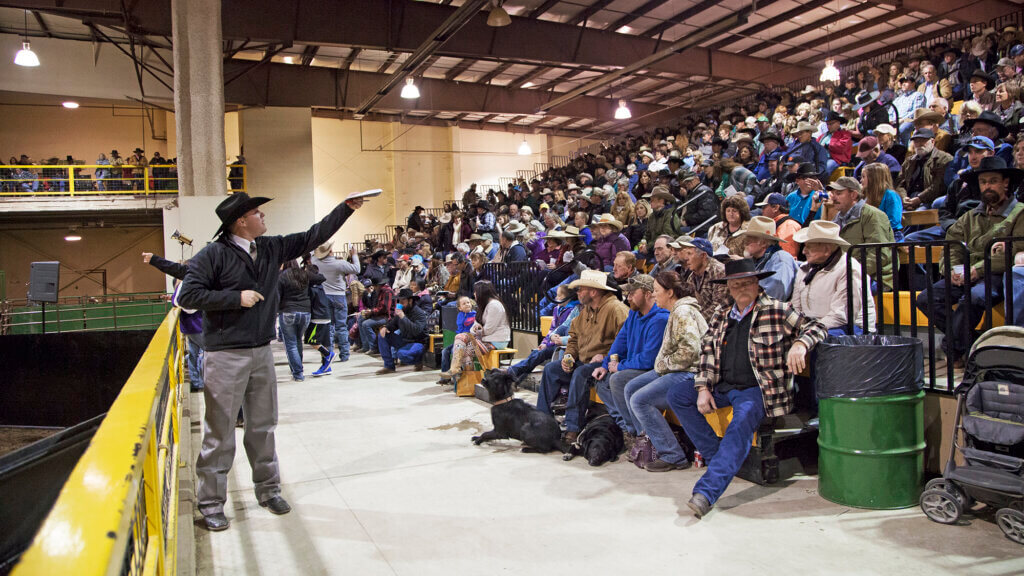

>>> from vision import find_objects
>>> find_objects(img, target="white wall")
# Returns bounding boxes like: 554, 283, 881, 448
451, 128, 545, 193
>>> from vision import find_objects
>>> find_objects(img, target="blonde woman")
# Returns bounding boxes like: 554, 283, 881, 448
611, 190, 636, 227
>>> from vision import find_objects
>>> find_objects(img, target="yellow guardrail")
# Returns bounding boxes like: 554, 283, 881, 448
13, 309, 185, 576
0, 163, 246, 196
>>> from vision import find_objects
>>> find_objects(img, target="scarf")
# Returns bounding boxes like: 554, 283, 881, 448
802, 247, 842, 285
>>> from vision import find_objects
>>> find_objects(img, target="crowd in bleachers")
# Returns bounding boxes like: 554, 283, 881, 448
1, 150, 247, 192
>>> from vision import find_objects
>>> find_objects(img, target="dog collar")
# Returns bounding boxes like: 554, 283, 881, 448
492, 395, 515, 406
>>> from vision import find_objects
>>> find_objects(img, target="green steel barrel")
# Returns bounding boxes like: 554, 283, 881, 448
818, 391, 925, 509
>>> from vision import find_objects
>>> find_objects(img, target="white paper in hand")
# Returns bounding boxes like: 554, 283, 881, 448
346, 188, 383, 201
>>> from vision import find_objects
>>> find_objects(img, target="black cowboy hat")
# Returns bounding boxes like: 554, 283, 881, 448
970, 69, 997, 91
476, 200, 491, 211
962, 156, 1024, 191
785, 162, 819, 182
370, 249, 388, 259
760, 131, 784, 144
372, 276, 389, 286
824, 110, 845, 123
963, 110, 1009, 139
214, 192, 271, 237
711, 137, 729, 147
710, 258, 775, 284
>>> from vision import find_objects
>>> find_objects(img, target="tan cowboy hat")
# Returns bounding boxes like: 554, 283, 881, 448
505, 221, 527, 235
313, 241, 334, 259
568, 269, 616, 292
795, 121, 817, 133
792, 220, 850, 246
562, 225, 582, 237
732, 216, 785, 242
649, 186, 675, 203
911, 108, 945, 127
468, 234, 486, 243
594, 213, 623, 231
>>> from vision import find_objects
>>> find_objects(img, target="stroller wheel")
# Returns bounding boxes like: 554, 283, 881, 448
920, 488, 962, 525
924, 478, 971, 509
995, 508, 1024, 545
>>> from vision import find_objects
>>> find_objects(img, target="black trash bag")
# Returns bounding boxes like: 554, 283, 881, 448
815, 335, 924, 399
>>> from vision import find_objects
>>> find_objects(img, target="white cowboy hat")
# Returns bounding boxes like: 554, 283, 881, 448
568, 269, 617, 292
791, 220, 850, 246
594, 213, 624, 231
732, 215, 785, 242
313, 241, 334, 259
505, 221, 527, 235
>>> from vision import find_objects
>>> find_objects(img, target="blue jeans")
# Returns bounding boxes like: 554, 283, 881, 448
916, 277, 1004, 358
538, 360, 601, 433
279, 312, 310, 379
507, 345, 557, 382
377, 331, 407, 369
825, 158, 839, 179
594, 368, 647, 435
186, 334, 204, 390
1011, 267, 1024, 327
625, 370, 695, 465
326, 294, 350, 360
359, 317, 387, 352
441, 344, 453, 372
667, 382, 766, 505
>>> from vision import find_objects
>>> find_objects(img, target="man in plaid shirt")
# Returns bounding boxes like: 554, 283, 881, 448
667, 259, 826, 519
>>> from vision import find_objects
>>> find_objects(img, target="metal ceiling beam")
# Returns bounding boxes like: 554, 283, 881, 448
567, 0, 616, 27
340, 47, 361, 69
604, 0, 670, 32
376, 52, 400, 74
739, 2, 876, 57
223, 62, 680, 122
706, 0, 827, 52
444, 59, 475, 81
310, 108, 606, 139
769, 7, 911, 62
300, 44, 318, 66
528, 0, 561, 19
19, 0, 814, 87
506, 65, 550, 89
640, 0, 720, 39
537, 6, 752, 113
476, 61, 513, 84
31, 10, 52, 37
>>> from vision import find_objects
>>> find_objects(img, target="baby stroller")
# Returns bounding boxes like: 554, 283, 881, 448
920, 326, 1024, 544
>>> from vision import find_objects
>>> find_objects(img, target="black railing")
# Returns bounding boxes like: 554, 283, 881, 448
478, 261, 546, 335
846, 240, 971, 393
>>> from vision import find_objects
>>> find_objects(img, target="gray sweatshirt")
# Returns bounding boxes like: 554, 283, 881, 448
312, 253, 361, 295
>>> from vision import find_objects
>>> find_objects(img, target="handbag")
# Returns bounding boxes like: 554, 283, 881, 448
632, 435, 659, 470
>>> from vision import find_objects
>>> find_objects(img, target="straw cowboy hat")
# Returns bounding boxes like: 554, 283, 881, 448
792, 220, 850, 246
594, 213, 624, 231
568, 269, 617, 292
313, 241, 335, 259
794, 121, 817, 133
648, 186, 676, 203
911, 108, 945, 127
504, 221, 527, 235
467, 233, 487, 243
732, 216, 785, 242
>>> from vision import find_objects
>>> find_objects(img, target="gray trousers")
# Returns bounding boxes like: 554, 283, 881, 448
197, 344, 280, 514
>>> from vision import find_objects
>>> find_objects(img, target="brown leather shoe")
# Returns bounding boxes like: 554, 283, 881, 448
414, 363, 425, 371
376, 367, 396, 375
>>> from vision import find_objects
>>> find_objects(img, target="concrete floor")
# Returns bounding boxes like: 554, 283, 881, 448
193, 345, 1024, 576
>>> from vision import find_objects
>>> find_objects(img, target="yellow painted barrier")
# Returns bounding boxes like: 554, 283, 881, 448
0, 164, 246, 196
13, 309, 184, 576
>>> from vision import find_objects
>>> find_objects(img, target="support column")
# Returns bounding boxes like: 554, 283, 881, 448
171, 0, 226, 197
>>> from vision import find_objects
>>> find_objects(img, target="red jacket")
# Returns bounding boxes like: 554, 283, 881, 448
818, 129, 852, 164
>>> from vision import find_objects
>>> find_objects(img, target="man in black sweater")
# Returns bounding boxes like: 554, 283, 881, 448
375, 287, 428, 375
178, 192, 364, 531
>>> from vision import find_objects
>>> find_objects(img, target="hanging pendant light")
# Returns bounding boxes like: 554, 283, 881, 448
517, 137, 532, 156
820, 58, 840, 83
487, 1, 511, 27
400, 78, 420, 99
14, 12, 39, 67
614, 100, 632, 120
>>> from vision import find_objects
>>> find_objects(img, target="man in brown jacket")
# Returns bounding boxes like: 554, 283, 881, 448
537, 269, 629, 443
898, 128, 954, 210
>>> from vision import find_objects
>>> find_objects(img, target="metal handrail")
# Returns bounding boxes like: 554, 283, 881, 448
0, 163, 246, 196
12, 309, 184, 576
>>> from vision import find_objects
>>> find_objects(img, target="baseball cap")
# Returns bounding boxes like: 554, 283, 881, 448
966, 135, 995, 151
1011, 44, 1024, 57
828, 176, 862, 193
999, 57, 1016, 68
756, 193, 787, 207
624, 274, 655, 293
858, 136, 879, 151
681, 237, 713, 257
873, 124, 897, 136
910, 128, 936, 140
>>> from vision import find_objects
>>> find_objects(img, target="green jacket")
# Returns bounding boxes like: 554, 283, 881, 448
835, 201, 896, 289
948, 198, 1020, 275
644, 203, 681, 245
987, 202, 1024, 274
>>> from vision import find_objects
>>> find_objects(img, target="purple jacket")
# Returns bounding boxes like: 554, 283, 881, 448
591, 232, 631, 269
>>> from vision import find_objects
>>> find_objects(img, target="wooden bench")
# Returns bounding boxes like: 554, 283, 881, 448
878, 291, 1005, 329
897, 245, 944, 265
455, 348, 518, 397
902, 209, 939, 228
540, 315, 553, 338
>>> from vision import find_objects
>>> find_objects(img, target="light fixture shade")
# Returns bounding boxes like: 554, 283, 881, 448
614, 100, 632, 120
487, 6, 511, 27
400, 78, 420, 99
820, 59, 840, 84
15, 41, 39, 67
517, 139, 532, 156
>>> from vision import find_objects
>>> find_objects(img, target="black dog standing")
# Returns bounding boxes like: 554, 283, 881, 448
472, 371, 562, 453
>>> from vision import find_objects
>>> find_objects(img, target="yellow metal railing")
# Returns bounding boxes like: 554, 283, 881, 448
13, 309, 185, 576
0, 163, 247, 196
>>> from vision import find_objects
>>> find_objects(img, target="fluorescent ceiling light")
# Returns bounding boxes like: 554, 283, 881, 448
62, 101, 79, 109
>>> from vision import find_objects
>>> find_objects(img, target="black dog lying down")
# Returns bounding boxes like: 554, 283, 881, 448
472, 370, 562, 453
563, 404, 623, 466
